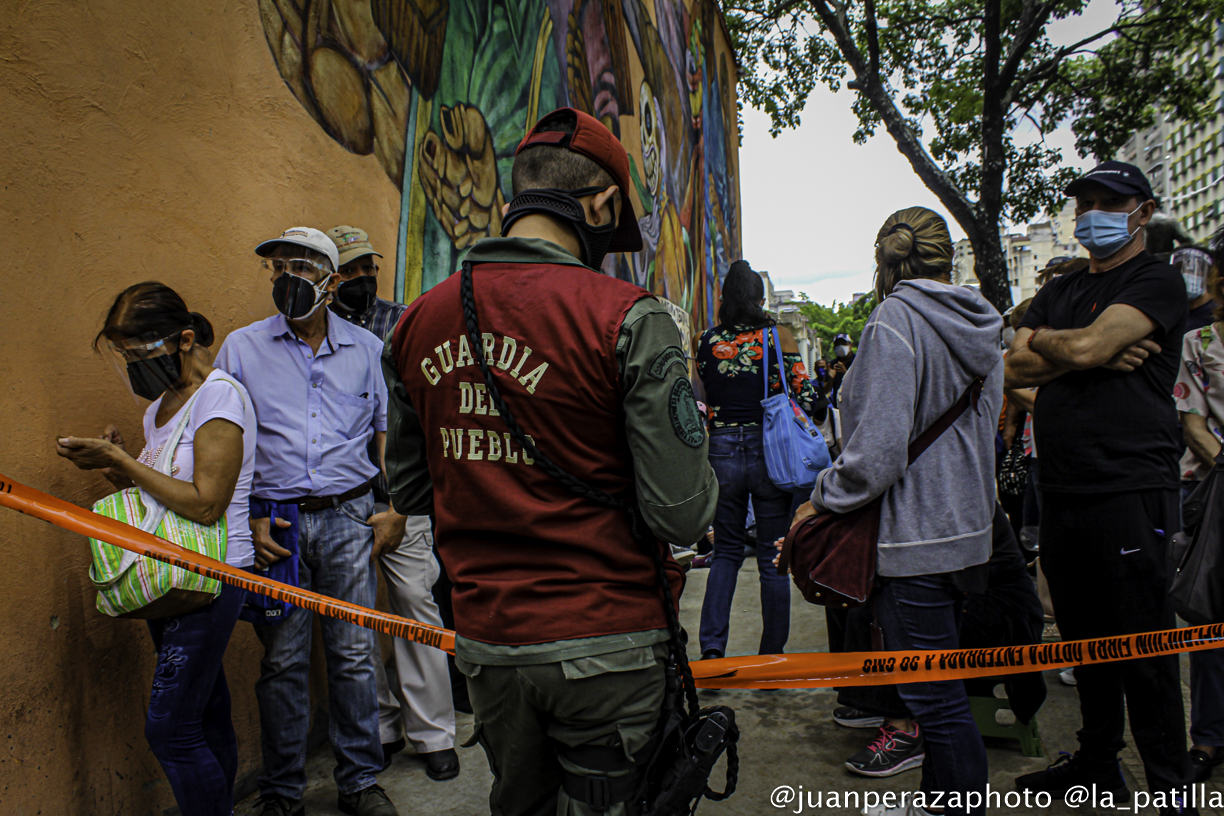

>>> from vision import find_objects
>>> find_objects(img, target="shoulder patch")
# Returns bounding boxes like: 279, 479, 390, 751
668, 378, 705, 448
649, 346, 687, 381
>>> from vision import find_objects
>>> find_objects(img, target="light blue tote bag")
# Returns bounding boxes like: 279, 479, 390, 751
760, 326, 832, 492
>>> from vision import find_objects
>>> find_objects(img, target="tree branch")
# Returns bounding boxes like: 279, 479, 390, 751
1004, 11, 1198, 106
998, 0, 1062, 95
864, 0, 880, 80
805, 0, 981, 240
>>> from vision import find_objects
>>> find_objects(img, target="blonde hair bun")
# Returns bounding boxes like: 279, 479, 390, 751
873, 207, 954, 301
878, 223, 916, 264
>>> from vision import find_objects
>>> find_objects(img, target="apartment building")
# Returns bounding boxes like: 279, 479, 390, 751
1117, 24, 1224, 242
952, 201, 1084, 301
757, 271, 824, 367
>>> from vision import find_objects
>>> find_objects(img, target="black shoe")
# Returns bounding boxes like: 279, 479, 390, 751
338, 783, 399, 816
1015, 751, 1129, 799
701, 648, 723, 660
255, 794, 304, 816
833, 706, 886, 729
1190, 747, 1223, 782
1159, 795, 1199, 816
380, 737, 405, 771
421, 747, 460, 781
845, 724, 925, 777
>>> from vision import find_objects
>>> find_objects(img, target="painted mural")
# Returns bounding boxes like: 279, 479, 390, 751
256, 0, 741, 338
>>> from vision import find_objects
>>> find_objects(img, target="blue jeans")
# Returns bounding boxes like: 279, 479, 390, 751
699, 426, 793, 656
146, 580, 247, 816
254, 492, 382, 799
874, 574, 987, 816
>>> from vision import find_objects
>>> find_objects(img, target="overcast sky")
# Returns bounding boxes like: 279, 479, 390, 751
738, 0, 1122, 306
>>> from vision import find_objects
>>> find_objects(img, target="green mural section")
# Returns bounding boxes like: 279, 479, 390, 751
258, 0, 741, 338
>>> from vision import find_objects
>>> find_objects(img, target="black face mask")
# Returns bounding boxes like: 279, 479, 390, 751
333, 275, 378, 316
500, 186, 617, 269
273, 272, 332, 319
127, 352, 183, 400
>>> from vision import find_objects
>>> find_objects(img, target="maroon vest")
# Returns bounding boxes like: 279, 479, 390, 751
391, 262, 683, 645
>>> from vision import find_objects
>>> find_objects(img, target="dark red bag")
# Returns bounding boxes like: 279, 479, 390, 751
777, 378, 984, 608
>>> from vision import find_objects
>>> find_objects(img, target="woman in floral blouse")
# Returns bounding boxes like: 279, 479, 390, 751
1173, 254, 1224, 782
694, 260, 828, 660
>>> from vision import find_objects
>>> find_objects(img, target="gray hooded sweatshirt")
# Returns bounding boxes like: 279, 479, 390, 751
811, 279, 1004, 577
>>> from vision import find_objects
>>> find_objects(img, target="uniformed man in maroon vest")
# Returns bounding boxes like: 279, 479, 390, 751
381, 107, 718, 814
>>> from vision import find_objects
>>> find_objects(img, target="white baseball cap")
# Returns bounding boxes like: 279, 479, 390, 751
255, 227, 340, 273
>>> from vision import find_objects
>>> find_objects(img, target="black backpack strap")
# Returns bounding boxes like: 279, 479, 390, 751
458, 261, 701, 717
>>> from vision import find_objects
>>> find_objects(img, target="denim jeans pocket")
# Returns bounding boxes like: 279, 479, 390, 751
707, 434, 738, 460
335, 499, 373, 528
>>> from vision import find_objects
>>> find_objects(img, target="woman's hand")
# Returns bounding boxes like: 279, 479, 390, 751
97, 426, 134, 488
56, 435, 123, 471
790, 501, 818, 530
772, 501, 819, 570
101, 425, 126, 450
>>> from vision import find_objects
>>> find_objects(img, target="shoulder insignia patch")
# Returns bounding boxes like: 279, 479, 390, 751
649, 346, 688, 381
668, 378, 705, 448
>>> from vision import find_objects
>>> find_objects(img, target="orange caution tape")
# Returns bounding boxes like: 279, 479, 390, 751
0, 473, 455, 654
692, 622, 1224, 689
4, 473, 1223, 688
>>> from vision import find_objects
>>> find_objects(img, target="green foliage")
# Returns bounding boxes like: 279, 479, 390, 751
729, 0, 1221, 223
797, 292, 878, 355
725, 0, 1224, 310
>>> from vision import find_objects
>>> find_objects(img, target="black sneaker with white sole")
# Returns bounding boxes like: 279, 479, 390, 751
832, 705, 886, 729
844, 723, 925, 777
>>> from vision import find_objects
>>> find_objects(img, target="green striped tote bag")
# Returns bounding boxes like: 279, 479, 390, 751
88, 377, 237, 618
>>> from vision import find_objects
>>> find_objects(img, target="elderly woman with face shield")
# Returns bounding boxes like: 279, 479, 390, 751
56, 282, 258, 816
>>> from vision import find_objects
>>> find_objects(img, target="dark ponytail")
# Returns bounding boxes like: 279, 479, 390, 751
717, 260, 773, 330
189, 312, 215, 347
94, 282, 212, 350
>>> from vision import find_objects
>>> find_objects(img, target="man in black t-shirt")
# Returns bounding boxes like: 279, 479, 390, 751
1006, 161, 1195, 811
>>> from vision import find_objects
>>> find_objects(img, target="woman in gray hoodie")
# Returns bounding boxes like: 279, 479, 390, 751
806, 207, 1003, 816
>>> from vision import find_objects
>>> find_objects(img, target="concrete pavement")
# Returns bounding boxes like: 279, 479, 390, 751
236, 557, 1223, 816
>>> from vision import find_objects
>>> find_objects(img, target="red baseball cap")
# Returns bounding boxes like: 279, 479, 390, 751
516, 107, 642, 252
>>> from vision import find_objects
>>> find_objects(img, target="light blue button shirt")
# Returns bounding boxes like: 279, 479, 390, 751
213, 313, 388, 501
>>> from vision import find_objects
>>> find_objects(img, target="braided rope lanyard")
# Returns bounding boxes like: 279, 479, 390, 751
459, 262, 737, 804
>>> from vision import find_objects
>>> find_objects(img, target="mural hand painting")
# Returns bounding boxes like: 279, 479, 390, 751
257, 0, 741, 341
419, 104, 506, 249
258, 0, 414, 181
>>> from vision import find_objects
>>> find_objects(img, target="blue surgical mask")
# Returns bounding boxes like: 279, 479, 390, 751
1075, 205, 1141, 259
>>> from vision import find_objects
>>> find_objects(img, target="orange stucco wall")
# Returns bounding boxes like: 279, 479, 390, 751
0, 2, 402, 813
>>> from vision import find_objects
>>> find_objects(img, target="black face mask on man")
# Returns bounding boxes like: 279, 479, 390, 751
500, 186, 617, 269
334, 275, 378, 315
127, 351, 183, 401
273, 271, 334, 319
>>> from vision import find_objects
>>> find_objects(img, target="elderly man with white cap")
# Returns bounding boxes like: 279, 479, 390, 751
326, 225, 460, 782
213, 227, 400, 816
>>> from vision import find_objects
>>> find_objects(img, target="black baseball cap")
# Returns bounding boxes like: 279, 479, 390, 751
1064, 161, 1156, 202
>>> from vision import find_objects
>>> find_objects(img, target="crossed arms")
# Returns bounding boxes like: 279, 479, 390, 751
1004, 303, 1161, 388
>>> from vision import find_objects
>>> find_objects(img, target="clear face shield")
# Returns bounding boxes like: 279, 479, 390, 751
263, 257, 335, 319
106, 329, 189, 404
1172, 247, 1213, 301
